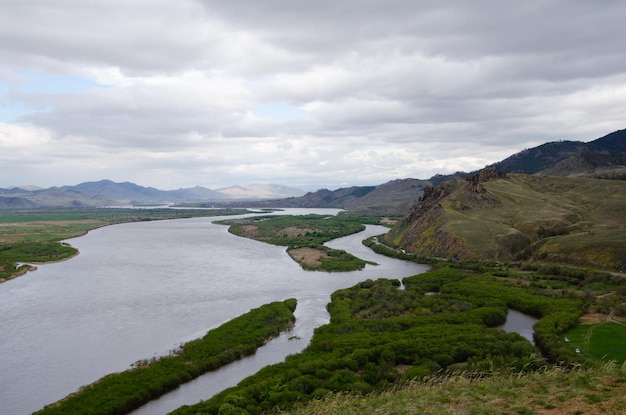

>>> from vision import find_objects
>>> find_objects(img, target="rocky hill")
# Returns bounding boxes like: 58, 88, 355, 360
384, 169, 626, 271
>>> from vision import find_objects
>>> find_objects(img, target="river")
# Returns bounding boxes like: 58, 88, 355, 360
0, 209, 429, 415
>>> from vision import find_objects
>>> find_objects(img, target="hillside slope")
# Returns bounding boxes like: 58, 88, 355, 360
384, 170, 626, 271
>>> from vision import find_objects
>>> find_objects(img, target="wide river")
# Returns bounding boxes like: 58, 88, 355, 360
0, 209, 430, 415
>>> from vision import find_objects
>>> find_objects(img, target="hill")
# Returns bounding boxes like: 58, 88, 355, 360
489, 128, 626, 174
197, 178, 430, 215
287, 364, 626, 415
384, 169, 626, 271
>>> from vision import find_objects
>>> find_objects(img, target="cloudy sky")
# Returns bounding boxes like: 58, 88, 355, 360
1, 1, 625, 190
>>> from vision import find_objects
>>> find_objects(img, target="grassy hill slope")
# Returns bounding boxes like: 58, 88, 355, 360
385, 171, 626, 271
285, 363, 626, 415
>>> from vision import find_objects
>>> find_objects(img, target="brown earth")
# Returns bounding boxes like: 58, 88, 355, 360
287, 247, 329, 268
279, 227, 312, 237
580, 312, 626, 324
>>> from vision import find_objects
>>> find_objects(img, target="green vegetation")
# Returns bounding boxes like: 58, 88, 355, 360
0, 241, 78, 281
0, 207, 247, 282
217, 213, 382, 271
35, 299, 297, 415
170, 267, 601, 415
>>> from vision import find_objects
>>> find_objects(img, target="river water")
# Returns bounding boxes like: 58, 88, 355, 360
0, 209, 429, 415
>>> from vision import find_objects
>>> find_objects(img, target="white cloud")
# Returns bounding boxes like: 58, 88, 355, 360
0, 0, 625, 189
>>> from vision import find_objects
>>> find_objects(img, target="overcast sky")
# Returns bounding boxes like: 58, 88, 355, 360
1, 1, 625, 190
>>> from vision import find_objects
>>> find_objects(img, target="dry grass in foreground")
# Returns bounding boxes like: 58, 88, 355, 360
282, 364, 626, 415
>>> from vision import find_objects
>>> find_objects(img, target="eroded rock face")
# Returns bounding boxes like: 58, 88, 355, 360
404, 181, 453, 223
465, 168, 507, 193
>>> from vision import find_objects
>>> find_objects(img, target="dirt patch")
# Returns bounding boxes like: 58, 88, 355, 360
279, 227, 311, 237
287, 247, 328, 268
239, 225, 260, 237
579, 313, 626, 324
580, 313, 609, 324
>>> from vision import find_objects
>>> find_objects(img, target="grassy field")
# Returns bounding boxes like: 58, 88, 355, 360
564, 321, 626, 364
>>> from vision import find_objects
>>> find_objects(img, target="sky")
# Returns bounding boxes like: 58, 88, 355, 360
1, 1, 625, 191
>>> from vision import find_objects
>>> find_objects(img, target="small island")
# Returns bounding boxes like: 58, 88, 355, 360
216, 213, 382, 271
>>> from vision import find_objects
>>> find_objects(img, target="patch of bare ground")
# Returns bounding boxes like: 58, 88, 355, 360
279, 227, 311, 237
287, 247, 328, 268
239, 225, 260, 237
380, 217, 398, 225
580, 312, 626, 324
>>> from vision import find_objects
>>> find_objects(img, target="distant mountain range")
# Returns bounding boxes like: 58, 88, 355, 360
0, 181, 305, 209
1, 128, 624, 211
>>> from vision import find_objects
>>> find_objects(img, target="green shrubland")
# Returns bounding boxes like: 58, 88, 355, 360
170, 267, 596, 415
34, 300, 296, 415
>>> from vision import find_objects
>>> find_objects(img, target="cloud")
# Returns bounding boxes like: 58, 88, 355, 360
0, 0, 625, 189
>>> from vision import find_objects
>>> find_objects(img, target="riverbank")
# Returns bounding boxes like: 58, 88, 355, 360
35, 300, 297, 415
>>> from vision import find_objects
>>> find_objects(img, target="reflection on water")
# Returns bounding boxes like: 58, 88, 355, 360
499, 309, 538, 344
0, 210, 428, 415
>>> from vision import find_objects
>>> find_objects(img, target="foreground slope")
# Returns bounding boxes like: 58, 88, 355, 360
285, 364, 626, 415
385, 170, 626, 271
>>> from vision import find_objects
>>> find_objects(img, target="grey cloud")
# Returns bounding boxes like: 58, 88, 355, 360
1, 0, 625, 189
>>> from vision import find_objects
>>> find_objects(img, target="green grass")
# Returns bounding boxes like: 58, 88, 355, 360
564, 322, 626, 364
281, 364, 626, 415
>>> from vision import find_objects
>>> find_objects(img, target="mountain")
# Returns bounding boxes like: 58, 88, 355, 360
489, 128, 626, 175
217, 184, 304, 199
62, 180, 224, 203
61, 180, 302, 203
0, 187, 116, 208
198, 178, 430, 215
384, 168, 626, 271
0, 180, 307, 209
